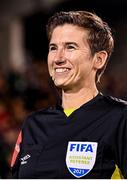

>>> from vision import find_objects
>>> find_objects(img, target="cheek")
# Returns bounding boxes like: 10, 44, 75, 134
47, 52, 55, 65
47, 57, 52, 74
78, 53, 92, 67
47, 54, 52, 66
65, 52, 75, 59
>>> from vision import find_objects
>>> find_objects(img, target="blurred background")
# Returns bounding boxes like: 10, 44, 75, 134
0, 0, 127, 177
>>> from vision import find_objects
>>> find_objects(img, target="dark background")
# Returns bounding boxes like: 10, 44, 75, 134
23, 0, 127, 59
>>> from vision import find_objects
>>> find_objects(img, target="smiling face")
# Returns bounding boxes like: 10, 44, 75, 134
47, 24, 102, 91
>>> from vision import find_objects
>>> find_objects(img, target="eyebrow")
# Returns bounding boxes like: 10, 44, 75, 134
49, 43, 56, 47
49, 42, 79, 47
65, 42, 79, 47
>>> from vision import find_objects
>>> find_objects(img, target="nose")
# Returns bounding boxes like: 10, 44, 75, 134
54, 48, 66, 64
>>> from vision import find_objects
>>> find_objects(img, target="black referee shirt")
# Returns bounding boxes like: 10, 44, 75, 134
11, 93, 127, 178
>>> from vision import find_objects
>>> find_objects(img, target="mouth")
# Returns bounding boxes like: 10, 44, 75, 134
55, 67, 71, 73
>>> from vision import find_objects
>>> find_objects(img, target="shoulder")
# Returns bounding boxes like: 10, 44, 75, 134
22, 106, 57, 127
102, 95, 127, 108
101, 94, 127, 114
20, 106, 59, 143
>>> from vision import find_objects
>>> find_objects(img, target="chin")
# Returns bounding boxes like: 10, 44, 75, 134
54, 78, 71, 89
54, 83, 64, 88
54, 79, 64, 86
54, 82, 65, 89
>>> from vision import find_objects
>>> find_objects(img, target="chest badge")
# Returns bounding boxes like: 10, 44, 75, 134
66, 141, 98, 178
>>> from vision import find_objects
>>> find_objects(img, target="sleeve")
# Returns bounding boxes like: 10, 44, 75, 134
115, 106, 127, 178
11, 131, 22, 178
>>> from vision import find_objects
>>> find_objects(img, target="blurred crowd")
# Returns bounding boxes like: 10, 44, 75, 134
0, 58, 127, 178
0, 59, 57, 178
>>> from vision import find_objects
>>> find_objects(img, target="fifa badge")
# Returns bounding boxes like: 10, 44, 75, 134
66, 141, 98, 178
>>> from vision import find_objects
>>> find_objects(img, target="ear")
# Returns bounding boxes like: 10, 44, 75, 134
93, 51, 108, 70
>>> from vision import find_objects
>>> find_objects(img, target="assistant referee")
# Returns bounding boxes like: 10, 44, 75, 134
11, 10, 127, 178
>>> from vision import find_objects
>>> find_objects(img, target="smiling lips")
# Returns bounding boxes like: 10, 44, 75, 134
55, 68, 70, 73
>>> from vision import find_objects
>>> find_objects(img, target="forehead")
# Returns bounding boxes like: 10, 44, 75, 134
50, 24, 89, 43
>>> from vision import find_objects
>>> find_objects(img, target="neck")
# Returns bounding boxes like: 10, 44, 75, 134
62, 86, 98, 110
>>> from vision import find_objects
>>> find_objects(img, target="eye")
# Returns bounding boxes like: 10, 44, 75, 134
49, 45, 57, 52
66, 43, 77, 51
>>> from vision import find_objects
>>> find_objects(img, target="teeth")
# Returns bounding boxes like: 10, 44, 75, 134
55, 68, 69, 73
